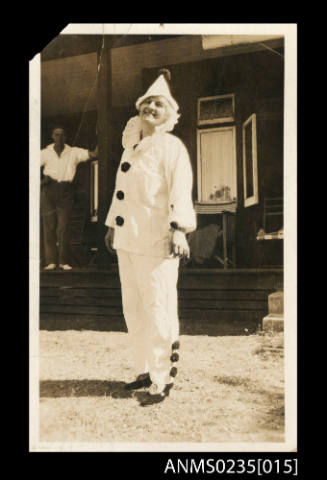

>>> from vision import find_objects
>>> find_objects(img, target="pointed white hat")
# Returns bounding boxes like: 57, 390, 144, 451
135, 70, 179, 112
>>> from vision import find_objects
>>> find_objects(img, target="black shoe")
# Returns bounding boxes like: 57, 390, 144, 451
140, 383, 173, 407
140, 393, 166, 406
124, 374, 152, 391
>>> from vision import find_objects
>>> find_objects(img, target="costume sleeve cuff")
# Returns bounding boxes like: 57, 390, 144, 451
105, 207, 117, 228
168, 211, 197, 234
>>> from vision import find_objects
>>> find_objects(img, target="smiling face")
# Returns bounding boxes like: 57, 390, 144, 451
139, 95, 170, 128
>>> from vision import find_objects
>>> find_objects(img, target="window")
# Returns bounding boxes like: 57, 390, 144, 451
197, 126, 237, 203
90, 160, 98, 222
242, 114, 259, 207
198, 94, 235, 125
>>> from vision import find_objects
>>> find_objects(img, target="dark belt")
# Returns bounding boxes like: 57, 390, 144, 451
41, 176, 72, 187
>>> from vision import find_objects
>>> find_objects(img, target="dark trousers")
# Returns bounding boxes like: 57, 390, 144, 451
41, 180, 73, 265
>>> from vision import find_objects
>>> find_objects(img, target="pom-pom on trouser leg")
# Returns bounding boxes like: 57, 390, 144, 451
117, 250, 179, 387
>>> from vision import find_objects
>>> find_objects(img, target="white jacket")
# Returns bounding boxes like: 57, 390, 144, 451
105, 131, 196, 258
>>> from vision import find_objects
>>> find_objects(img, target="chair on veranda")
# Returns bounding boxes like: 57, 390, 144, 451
263, 197, 283, 234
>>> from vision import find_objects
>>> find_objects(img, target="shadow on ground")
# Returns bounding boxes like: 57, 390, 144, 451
40, 379, 133, 399
40, 379, 175, 406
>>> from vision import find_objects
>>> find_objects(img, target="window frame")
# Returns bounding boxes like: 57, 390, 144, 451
242, 113, 259, 207
197, 125, 237, 203
197, 94, 235, 125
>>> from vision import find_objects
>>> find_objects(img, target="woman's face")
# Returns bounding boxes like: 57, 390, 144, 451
139, 95, 170, 127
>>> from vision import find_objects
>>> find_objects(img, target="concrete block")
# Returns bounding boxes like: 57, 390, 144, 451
268, 291, 284, 315
262, 313, 284, 332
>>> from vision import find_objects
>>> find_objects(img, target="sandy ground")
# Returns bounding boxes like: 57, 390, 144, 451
38, 330, 284, 444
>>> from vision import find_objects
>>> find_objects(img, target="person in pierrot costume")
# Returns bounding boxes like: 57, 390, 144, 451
105, 69, 196, 406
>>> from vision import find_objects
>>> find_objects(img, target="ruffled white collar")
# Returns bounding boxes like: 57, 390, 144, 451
121, 114, 179, 151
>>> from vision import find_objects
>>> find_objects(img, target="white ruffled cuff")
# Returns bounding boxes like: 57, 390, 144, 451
105, 204, 117, 228
168, 206, 197, 234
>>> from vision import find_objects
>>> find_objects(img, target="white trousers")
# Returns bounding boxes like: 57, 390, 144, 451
117, 249, 180, 387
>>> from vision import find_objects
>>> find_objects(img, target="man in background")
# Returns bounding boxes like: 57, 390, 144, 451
41, 126, 98, 270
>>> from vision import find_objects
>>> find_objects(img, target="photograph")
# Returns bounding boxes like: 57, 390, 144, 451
29, 23, 297, 453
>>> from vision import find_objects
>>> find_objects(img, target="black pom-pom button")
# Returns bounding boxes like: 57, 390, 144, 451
158, 68, 171, 82
116, 190, 124, 200
121, 162, 131, 172
172, 341, 180, 350
170, 352, 179, 362
115, 216, 124, 226
170, 367, 178, 377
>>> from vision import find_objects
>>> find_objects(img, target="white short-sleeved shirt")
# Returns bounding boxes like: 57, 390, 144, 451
41, 143, 89, 183
105, 132, 196, 258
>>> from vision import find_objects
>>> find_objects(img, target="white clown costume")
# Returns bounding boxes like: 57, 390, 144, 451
105, 71, 196, 395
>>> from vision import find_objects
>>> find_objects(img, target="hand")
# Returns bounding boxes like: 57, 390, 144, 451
104, 227, 115, 254
88, 145, 98, 159
170, 230, 190, 259
41, 175, 52, 186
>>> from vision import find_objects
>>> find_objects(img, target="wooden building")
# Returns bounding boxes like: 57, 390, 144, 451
40, 34, 284, 333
